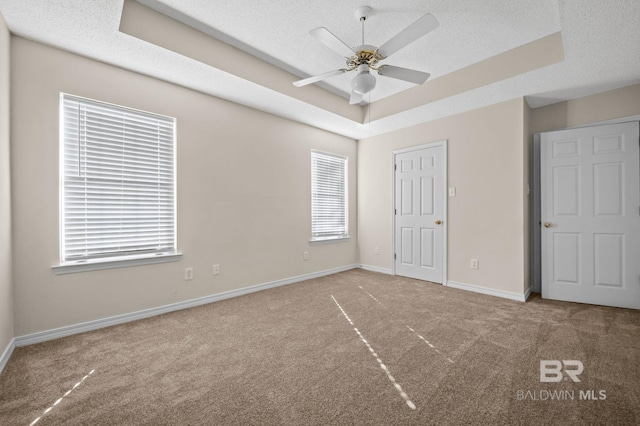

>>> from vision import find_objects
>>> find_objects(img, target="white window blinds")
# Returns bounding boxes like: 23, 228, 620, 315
60, 94, 176, 263
311, 151, 348, 240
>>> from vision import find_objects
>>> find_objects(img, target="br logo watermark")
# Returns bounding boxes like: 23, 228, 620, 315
540, 360, 583, 382
515, 359, 607, 401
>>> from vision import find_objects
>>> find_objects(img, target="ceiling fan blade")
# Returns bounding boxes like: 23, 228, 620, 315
293, 69, 347, 87
377, 65, 430, 85
376, 13, 439, 59
349, 91, 363, 105
309, 27, 355, 58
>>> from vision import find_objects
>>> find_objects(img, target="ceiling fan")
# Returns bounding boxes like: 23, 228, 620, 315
293, 6, 439, 104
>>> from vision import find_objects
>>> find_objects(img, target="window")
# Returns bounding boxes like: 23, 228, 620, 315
311, 151, 348, 242
55, 94, 178, 273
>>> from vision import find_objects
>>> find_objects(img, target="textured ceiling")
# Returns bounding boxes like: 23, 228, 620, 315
142, 0, 562, 102
0, 0, 638, 139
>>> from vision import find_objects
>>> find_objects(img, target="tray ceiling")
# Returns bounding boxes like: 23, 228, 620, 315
0, 0, 638, 139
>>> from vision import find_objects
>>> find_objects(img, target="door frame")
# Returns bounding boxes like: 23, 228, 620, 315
392, 140, 448, 284
532, 115, 640, 294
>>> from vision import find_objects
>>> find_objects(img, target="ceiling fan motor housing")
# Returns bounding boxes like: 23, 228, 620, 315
346, 44, 380, 70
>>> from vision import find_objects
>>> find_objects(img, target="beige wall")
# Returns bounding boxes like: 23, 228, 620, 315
530, 84, 640, 134
0, 11, 14, 354
358, 98, 528, 296
11, 37, 357, 336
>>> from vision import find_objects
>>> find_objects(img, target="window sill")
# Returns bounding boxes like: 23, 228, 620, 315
52, 252, 183, 275
309, 237, 350, 245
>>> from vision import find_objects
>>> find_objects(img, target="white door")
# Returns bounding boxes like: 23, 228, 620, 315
394, 142, 446, 283
541, 122, 640, 309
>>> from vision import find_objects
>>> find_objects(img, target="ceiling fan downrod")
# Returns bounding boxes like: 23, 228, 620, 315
356, 5, 371, 45
349, 6, 379, 75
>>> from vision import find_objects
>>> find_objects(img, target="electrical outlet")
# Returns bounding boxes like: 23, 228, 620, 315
303, 251, 309, 261
212, 264, 220, 275
470, 259, 479, 269
374, 247, 380, 255
184, 267, 194, 280
449, 187, 456, 197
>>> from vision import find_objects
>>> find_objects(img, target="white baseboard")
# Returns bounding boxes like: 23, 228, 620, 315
16, 264, 359, 347
524, 286, 532, 301
359, 264, 393, 275
446, 280, 528, 302
0, 338, 15, 375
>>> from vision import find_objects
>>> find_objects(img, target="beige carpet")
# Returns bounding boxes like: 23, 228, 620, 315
1, 269, 639, 425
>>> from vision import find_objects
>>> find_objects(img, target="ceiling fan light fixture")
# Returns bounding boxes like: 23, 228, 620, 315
351, 64, 376, 95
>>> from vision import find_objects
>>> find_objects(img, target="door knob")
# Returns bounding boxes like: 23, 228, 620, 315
544, 222, 552, 228
435, 219, 442, 225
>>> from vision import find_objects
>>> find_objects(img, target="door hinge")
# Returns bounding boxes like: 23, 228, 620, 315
395, 209, 397, 215
394, 164, 397, 171
394, 253, 396, 260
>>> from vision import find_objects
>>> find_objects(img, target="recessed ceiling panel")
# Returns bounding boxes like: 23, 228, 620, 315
145, 0, 562, 102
